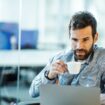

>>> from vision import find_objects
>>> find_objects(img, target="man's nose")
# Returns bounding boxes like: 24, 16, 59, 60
76, 42, 84, 49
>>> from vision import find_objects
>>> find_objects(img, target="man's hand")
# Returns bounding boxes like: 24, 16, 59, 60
48, 60, 68, 79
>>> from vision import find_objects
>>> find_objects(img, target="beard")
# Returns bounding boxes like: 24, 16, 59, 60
74, 45, 94, 60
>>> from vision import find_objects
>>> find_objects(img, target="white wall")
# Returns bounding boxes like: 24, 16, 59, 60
0, 0, 19, 22
21, 0, 38, 29
0, 0, 38, 29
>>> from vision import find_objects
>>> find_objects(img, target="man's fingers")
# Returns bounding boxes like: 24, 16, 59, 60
56, 60, 65, 67
51, 60, 68, 73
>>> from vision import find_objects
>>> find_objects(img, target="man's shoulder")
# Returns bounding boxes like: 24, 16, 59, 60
94, 47, 105, 62
95, 47, 105, 70
95, 47, 105, 55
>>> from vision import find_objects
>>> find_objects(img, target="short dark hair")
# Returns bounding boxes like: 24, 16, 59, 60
69, 11, 97, 38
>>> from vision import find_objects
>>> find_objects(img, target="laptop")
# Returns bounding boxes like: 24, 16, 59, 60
40, 84, 100, 105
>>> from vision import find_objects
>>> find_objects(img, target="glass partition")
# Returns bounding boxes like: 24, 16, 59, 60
1, 0, 105, 105
0, 0, 19, 105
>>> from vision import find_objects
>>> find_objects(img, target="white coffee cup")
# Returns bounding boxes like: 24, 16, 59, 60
67, 62, 81, 74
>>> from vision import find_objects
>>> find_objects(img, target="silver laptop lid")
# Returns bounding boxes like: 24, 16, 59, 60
40, 84, 100, 105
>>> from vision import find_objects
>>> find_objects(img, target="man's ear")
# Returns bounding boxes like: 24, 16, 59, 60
94, 32, 98, 43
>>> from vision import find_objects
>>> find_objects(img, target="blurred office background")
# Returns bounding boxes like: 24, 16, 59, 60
0, 0, 105, 105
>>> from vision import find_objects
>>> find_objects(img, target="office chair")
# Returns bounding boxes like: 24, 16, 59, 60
0, 67, 20, 105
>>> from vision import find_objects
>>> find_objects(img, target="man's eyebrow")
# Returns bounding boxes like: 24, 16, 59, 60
72, 36, 90, 39
71, 37, 90, 41
83, 37, 90, 40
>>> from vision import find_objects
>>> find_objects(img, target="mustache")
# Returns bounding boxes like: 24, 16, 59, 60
74, 49, 86, 52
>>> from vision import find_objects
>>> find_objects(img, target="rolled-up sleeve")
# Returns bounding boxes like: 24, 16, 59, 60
29, 57, 56, 97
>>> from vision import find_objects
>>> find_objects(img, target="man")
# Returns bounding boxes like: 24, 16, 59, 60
29, 11, 105, 98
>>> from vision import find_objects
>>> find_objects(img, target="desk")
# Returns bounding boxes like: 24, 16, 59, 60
0, 50, 58, 67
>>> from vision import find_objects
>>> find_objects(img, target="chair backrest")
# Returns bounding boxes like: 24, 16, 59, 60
21, 30, 38, 49
0, 31, 11, 50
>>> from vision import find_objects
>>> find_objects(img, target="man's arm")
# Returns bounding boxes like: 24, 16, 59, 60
29, 54, 69, 97
29, 64, 57, 97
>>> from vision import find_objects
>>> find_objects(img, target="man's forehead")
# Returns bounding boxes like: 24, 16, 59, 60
70, 33, 92, 39
70, 26, 93, 38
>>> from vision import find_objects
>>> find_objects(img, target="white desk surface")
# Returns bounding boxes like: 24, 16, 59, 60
0, 50, 59, 67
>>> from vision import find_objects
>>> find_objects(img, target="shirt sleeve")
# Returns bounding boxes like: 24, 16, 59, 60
98, 55, 105, 93
29, 57, 57, 97
29, 50, 71, 97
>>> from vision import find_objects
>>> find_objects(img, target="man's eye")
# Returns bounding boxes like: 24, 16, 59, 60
72, 38, 78, 42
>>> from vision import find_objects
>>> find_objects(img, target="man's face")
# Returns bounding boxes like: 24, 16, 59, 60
70, 26, 98, 60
